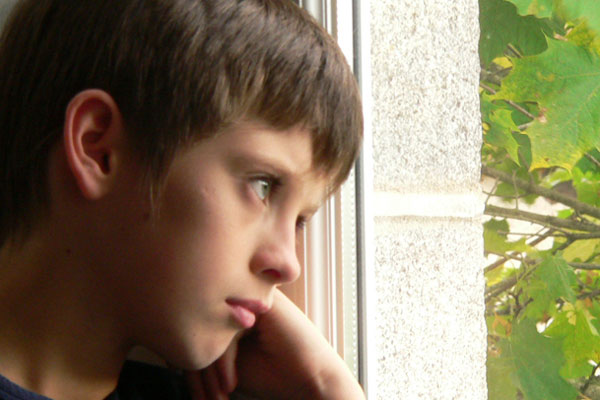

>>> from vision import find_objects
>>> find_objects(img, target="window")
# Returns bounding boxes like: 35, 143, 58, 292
280, 1, 375, 397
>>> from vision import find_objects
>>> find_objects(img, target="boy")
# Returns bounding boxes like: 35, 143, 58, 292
0, 0, 364, 399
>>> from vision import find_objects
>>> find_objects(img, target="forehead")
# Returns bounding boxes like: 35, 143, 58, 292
223, 122, 314, 169
197, 120, 331, 205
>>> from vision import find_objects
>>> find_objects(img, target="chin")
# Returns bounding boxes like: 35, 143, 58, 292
161, 331, 236, 370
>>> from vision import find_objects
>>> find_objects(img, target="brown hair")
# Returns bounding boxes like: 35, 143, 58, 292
0, 0, 363, 245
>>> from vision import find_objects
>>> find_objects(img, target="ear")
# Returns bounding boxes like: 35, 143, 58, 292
63, 89, 126, 200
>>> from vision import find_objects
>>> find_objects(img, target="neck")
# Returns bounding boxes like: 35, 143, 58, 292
0, 234, 130, 400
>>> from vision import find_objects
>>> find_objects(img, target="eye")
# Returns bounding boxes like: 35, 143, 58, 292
250, 177, 274, 201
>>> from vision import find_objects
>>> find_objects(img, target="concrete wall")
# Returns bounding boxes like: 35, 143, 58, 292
369, 0, 487, 398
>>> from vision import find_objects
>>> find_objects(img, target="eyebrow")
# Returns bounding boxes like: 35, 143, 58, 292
228, 152, 293, 179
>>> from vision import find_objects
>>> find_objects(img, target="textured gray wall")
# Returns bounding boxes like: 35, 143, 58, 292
370, 0, 487, 398
371, 1, 482, 194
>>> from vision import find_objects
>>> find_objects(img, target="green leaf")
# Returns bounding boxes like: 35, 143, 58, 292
510, 319, 578, 400
570, 167, 600, 206
535, 256, 577, 303
480, 0, 549, 66
557, 208, 574, 219
525, 279, 556, 319
526, 256, 577, 318
561, 308, 600, 378
546, 167, 573, 184
490, 314, 514, 337
494, 182, 520, 200
486, 264, 512, 287
507, 0, 553, 18
482, 0, 600, 396
560, 358, 593, 379
485, 109, 522, 164
566, 21, 600, 54
495, 39, 600, 170
481, 94, 523, 165
556, 0, 600, 34
484, 227, 531, 255
511, 103, 536, 126
485, 219, 511, 235
485, 230, 510, 253
488, 339, 519, 400
514, 130, 533, 167
587, 300, 600, 330
575, 179, 600, 207
481, 92, 504, 124
545, 310, 575, 338
575, 149, 600, 173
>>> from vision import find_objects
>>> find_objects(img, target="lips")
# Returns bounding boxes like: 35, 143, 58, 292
226, 298, 269, 329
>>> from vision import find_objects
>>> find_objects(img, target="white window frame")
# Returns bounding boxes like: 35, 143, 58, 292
284, 1, 376, 397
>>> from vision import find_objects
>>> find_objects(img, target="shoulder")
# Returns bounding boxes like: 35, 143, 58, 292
110, 360, 191, 400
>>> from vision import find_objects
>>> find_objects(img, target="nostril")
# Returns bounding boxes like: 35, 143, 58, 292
262, 269, 282, 280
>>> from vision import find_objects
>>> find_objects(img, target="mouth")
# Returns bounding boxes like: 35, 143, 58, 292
226, 298, 270, 329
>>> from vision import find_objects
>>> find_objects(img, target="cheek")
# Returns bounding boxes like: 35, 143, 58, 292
161, 171, 258, 250
150, 184, 250, 287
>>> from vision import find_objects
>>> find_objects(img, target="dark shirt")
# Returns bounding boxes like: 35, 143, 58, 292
0, 361, 191, 400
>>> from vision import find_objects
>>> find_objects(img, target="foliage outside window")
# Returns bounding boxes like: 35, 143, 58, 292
481, 0, 600, 398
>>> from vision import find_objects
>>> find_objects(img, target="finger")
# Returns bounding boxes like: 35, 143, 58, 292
184, 370, 208, 400
201, 365, 228, 400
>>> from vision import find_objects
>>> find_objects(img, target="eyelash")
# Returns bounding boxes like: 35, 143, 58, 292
295, 216, 307, 232
249, 175, 307, 232
249, 175, 281, 204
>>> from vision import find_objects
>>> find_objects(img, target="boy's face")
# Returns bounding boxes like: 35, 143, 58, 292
105, 121, 328, 368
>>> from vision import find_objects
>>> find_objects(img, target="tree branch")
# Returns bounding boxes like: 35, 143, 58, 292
569, 263, 600, 271
548, 232, 600, 240
586, 153, 600, 169
484, 229, 554, 274
479, 84, 536, 120
483, 165, 600, 220
486, 275, 519, 302
485, 204, 600, 232
578, 289, 600, 300
484, 257, 511, 275
582, 362, 600, 395
485, 263, 538, 303
506, 44, 522, 58
486, 261, 600, 302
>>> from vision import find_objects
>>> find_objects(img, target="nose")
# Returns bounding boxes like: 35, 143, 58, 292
250, 221, 302, 284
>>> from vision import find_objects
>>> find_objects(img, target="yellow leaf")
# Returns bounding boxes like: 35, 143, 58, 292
563, 239, 600, 262
492, 56, 513, 69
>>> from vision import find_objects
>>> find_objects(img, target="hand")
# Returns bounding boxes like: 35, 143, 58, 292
185, 290, 365, 399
